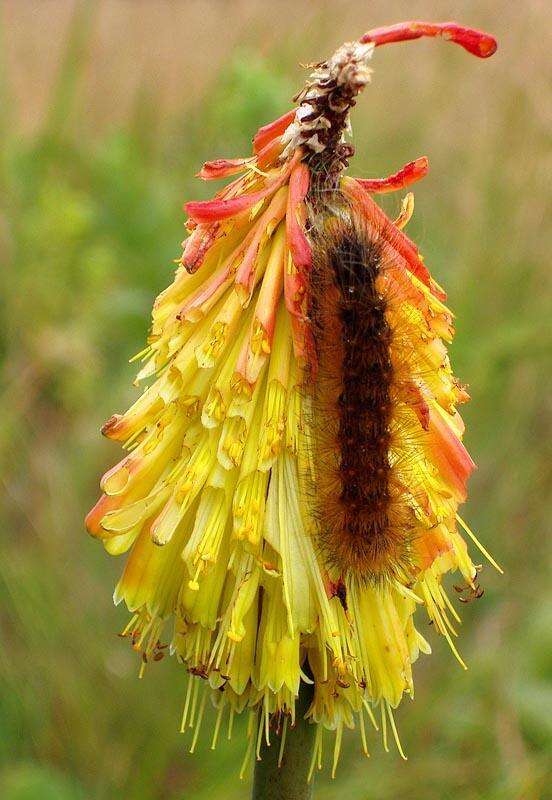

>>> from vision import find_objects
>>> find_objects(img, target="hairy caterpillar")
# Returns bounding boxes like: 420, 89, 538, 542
308, 205, 414, 580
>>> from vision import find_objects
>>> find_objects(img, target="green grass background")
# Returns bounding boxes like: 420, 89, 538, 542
0, 1, 550, 798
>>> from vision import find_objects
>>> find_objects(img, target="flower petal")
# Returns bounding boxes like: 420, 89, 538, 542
361, 21, 497, 59
286, 162, 312, 271
197, 158, 253, 181
253, 109, 296, 154
354, 157, 428, 194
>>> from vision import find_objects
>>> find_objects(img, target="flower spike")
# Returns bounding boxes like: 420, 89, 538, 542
87, 18, 498, 773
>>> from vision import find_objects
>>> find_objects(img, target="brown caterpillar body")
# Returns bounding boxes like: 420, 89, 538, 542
309, 206, 413, 580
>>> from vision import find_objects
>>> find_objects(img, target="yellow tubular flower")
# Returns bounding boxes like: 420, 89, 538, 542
86, 18, 500, 773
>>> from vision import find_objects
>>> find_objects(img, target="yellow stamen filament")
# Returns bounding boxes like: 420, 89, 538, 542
457, 514, 504, 574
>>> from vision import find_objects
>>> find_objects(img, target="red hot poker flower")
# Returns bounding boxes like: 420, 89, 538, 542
87, 19, 499, 774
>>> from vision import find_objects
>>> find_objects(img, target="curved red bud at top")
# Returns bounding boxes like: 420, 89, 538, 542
360, 21, 497, 59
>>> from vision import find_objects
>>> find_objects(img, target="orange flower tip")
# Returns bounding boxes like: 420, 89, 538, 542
405, 383, 430, 430
256, 137, 284, 170
456, 387, 471, 404
196, 158, 252, 181
85, 500, 105, 536
430, 279, 447, 302
182, 222, 222, 273
441, 25, 498, 59
234, 281, 251, 307
430, 410, 476, 493
101, 414, 123, 438
354, 156, 429, 194
360, 21, 497, 60
100, 462, 131, 495
252, 109, 296, 154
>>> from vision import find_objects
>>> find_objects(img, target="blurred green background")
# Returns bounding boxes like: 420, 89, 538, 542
1, 1, 550, 798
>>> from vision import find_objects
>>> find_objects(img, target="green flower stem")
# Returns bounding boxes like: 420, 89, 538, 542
251, 680, 316, 800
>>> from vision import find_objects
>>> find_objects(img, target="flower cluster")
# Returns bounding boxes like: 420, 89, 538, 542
87, 20, 498, 774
